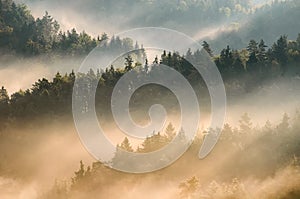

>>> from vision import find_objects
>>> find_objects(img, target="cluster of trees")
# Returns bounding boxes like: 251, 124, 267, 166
203, 0, 300, 52
0, 0, 137, 56
0, 86, 9, 131
2, 0, 300, 58
111, 123, 188, 170
141, 34, 300, 91
212, 35, 300, 78
1, 33, 300, 130
115, 124, 177, 154
3, 0, 297, 58
41, 110, 300, 199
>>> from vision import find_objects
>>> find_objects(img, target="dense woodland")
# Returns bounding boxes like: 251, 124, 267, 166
2, 0, 300, 53
1, 0, 300, 56
0, 31, 300, 130
1, 1, 300, 125
1, 1, 300, 198
1, 0, 250, 55
0, 0, 136, 55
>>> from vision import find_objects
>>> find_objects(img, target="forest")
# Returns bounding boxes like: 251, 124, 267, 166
1, 0, 300, 198
1, 32, 300, 128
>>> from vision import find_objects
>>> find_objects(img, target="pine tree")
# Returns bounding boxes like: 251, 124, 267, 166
0, 86, 9, 129
232, 50, 245, 74
221, 123, 233, 140
218, 45, 234, 76
99, 33, 108, 42
0, 86, 9, 104
144, 58, 149, 73
119, 137, 134, 152
272, 35, 288, 74
71, 160, 86, 186
202, 41, 213, 57
257, 39, 268, 63
246, 40, 259, 67
165, 123, 176, 141
124, 55, 134, 71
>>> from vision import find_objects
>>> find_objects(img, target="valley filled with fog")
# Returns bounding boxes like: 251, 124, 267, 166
1, 0, 300, 198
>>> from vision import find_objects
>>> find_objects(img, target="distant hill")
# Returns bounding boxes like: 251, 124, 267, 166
14, 0, 299, 54
208, 0, 300, 52
2, 0, 299, 55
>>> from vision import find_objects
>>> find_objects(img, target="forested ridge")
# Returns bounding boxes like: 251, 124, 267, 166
0, 0, 300, 130
44, 111, 300, 199
0, 32, 300, 128
2, 0, 300, 54
0, 0, 137, 56
1, 1, 300, 198
0, 0, 253, 55
1, 0, 300, 57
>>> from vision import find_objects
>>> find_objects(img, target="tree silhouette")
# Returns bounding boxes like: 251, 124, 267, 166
202, 41, 213, 57
179, 176, 200, 199
119, 137, 134, 152
165, 123, 176, 141
272, 35, 288, 74
125, 55, 134, 72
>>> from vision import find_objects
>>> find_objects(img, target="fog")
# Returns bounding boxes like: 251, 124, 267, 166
2, 0, 299, 96
1, 74, 300, 198
0, 55, 84, 94
225, 76, 300, 126
1, 164, 299, 199
13, 0, 298, 52
0, 119, 95, 199
1, 0, 300, 198
2, 55, 299, 125
12, 0, 267, 37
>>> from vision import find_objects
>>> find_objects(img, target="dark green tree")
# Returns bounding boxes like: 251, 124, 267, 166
153, 56, 159, 64
232, 50, 245, 74
272, 35, 288, 74
0, 86, 9, 104
216, 45, 234, 77
0, 86, 9, 131
144, 58, 149, 73
202, 41, 213, 57
34, 11, 60, 53
246, 40, 259, 72
258, 40, 268, 62
124, 54, 134, 71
